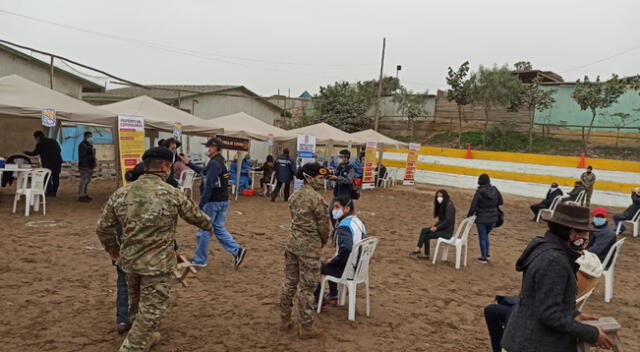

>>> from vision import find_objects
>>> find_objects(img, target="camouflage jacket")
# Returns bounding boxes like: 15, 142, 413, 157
580, 172, 596, 189
96, 174, 211, 275
286, 183, 331, 258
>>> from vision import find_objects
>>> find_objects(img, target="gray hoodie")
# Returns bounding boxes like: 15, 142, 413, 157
501, 232, 599, 352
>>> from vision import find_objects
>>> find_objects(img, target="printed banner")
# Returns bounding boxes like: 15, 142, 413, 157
117, 115, 145, 184
403, 143, 420, 185
217, 135, 250, 151
294, 134, 316, 192
362, 141, 377, 190
173, 122, 183, 137
41, 107, 56, 127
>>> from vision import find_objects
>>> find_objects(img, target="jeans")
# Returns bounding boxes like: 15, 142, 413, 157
417, 228, 451, 256
115, 264, 130, 325
271, 181, 291, 201
193, 201, 240, 264
477, 223, 495, 259
613, 214, 627, 233
78, 167, 94, 197
484, 303, 516, 352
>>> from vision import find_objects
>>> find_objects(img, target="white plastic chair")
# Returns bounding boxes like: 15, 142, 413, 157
615, 209, 640, 237
432, 215, 476, 270
376, 170, 391, 188
565, 190, 586, 206
12, 168, 51, 216
178, 169, 196, 198
536, 195, 563, 223
316, 237, 379, 321
263, 172, 277, 196
602, 238, 625, 303
576, 287, 595, 312
391, 168, 400, 187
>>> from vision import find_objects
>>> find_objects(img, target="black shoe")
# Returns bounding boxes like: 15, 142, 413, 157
475, 257, 488, 264
86, 195, 93, 201
78, 196, 91, 203
116, 323, 131, 335
234, 247, 247, 269
270, 198, 275, 202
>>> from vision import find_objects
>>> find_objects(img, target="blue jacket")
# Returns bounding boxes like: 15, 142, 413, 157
188, 154, 229, 206
587, 221, 616, 263
333, 162, 355, 198
331, 216, 367, 268
353, 160, 363, 178
274, 155, 296, 182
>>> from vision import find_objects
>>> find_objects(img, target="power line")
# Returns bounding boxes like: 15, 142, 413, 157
560, 44, 640, 73
0, 9, 377, 68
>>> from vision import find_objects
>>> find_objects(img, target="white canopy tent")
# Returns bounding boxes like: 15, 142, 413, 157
350, 129, 407, 148
276, 122, 361, 145
208, 112, 292, 141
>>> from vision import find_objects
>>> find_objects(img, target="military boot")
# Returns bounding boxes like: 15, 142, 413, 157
143, 332, 162, 352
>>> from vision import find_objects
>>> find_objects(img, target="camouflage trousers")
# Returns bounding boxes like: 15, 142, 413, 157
119, 272, 171, 352
279, 251, 320, 328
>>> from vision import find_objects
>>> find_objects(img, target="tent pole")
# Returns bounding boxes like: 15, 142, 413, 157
113, 120, 122, 188
236, 151, 242, 200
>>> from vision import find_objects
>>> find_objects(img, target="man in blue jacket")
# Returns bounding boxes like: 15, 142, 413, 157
271, 148, 296, 202
180, 137, 246, 268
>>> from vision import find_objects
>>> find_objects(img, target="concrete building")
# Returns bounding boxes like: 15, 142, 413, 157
0, 43, 103, 98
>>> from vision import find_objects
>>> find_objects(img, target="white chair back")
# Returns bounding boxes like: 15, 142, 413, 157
576, 287, 595, 312
574, 190, 586, 204
603, 238, 624, 272
457, 215, 477, 243
179, 169, 195, 188
30, 168, 51, 192
16, 171, 30, 191
631, 209, 640, 223
549, 195, 563, 211
341, 237, 379, 283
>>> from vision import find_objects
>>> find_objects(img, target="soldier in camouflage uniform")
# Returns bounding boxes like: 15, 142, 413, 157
96, 147, 212, 352
279, 162, 331, 339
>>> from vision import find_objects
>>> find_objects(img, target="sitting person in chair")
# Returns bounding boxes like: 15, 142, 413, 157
562, 181, 585, 203
410, 189, 456, 260
613, 187, 640, 234
587, 208, 616, 263
314, 196, 366, 310
530, 182, 563, 221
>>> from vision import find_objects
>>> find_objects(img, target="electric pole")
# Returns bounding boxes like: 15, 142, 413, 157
373, 37, 386, 131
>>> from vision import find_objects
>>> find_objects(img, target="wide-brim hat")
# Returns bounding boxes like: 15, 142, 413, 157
541, 203, 596, 232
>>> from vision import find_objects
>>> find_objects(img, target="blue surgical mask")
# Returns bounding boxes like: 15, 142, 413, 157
593, 217, 606, 227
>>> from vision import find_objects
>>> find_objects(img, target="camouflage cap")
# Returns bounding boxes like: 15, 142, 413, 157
142, 147, 174, 163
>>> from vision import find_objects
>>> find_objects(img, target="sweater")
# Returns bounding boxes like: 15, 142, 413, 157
467, 185, 503, 224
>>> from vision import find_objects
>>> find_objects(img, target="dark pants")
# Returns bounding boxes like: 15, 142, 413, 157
314, 261, 344, 299
271, 181, 291, 201
477, 223, 495, 259
613, 214, 628, 233
417, 228, 451, 256
484, 303, 516, 352
44, 163, 61, 196
115, 264, 130, 325
530, 202, 547, 219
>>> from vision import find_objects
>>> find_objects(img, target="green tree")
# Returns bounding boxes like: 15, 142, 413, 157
392, 87, 430, 140
446, 61, 475, 147
513, 61, 533, 71
571, 74, 625, 149
601, 111, 640, 147
312, 81, 374, 132
513, 77, 556, 151
472, 64, 523, 146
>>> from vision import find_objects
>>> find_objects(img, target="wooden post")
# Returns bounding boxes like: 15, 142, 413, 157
49, 56, 54, 89
373, 37, 386, 132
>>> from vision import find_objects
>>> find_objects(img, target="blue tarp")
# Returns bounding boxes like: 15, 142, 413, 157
58, 125, 112, 162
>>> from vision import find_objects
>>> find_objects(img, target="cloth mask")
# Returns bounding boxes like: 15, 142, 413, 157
593, 217, 606, 227
332, 208, 344, 220
436, 197, 444, 204
569, 237, 588, 253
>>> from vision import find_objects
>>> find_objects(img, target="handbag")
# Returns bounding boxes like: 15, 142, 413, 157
495, 207, 504, 228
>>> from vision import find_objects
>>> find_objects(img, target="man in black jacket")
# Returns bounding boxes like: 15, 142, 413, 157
271, 148, 296, 202
613, 188, 640, 234
25, 130, 63, 197
329, 149, 355, 200
78, 131, 97, 202
501, 203, 613, 352
530, 183, 563, 221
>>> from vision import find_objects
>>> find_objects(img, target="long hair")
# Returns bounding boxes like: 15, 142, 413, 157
266, 155, 274, 163
433, 189, 451, 219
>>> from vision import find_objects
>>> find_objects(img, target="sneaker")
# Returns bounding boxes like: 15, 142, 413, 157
475, 257, 488, 264
116, 323, 131, 335
409, 250, 421, 257
86, 195, 93, 201
328, 296, 338, 307
234, 247, 247, 269
280, 319, 293, 332
188, 259, 207, 268
486, 256, 491, 261
312, 297, 329, 312
417, 255, 430, 261
78, 196, 91, 203
298, 327, 323, 339
143, 332, 162, 352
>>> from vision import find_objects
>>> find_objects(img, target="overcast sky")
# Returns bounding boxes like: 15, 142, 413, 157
1, 0, 638, 96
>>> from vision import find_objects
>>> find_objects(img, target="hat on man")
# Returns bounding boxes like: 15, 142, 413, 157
592, 207, 608, 217
142, 147, 175, 163
339, 149, 351, 158
203, 137, 223, 149
541, 203, 596, 232
296, 162, 329, 180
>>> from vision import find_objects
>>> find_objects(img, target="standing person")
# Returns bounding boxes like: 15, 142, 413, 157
587, 208, 616, 262
280, 163, 331, 339
24, 130, 63, 197
180, 138, 247, 268
501, 203, 614, 352
271, 148, 296, 202
96, 147, 212, 352
329, 149, 355, 199
613, 187, 640, 234
77, 131, 97, 202
314, 196, 366, 309
580, 165, 596, 207
530, 183, 563, 220
468, 174, 503, 264
410, 190, 456, 260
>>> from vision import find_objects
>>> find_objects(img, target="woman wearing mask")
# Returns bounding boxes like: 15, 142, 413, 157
315, 196, 367, 310
468, 174, 503, 264
254, 155, 275, 191
410, 190, 456, 260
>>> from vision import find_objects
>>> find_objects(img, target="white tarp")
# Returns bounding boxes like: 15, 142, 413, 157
209, 112, 292, 141
351, 129, 407, 148
277, 122, 361, 145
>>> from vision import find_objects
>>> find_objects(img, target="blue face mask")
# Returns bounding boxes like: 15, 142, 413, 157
593, 217, 606, 227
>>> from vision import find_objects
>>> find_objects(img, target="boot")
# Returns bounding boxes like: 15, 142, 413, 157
298, 326, 323, 339
280, 319, 293, 332
143, 332, 162, 352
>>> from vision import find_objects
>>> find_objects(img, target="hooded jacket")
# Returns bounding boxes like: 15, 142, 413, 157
501, 232, 599, 352
542, 187, 564, 207
467, 184, 503, 224
622, 192, 640, 219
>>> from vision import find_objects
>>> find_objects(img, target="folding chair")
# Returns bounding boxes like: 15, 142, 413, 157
536, 195, 563, 223
432, 215, 476, 270
602, 238, 625, 303
12, 168, 51, 216
615, 209, 640, 237
316, 237, 379, 321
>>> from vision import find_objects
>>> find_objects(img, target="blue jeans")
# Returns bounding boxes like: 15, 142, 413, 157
193, 201, 240, 264
115, 264, 130, 325
477, 223, 495, 259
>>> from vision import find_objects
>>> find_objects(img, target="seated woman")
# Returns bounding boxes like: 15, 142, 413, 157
314, 196, 367, 309
254, 155, 274, 190
410, 189, 456, 260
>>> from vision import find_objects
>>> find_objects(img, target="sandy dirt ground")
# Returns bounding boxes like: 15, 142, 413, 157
0, 178, 638, 352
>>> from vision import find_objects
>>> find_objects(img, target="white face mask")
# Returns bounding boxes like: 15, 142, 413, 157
332, 208, 344, 220
436, 196, 444, 204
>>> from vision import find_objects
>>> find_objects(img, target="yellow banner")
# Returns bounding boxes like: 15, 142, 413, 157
403, 143, 420, 185
117, 115, 145, 184
362, 141, 377, 189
